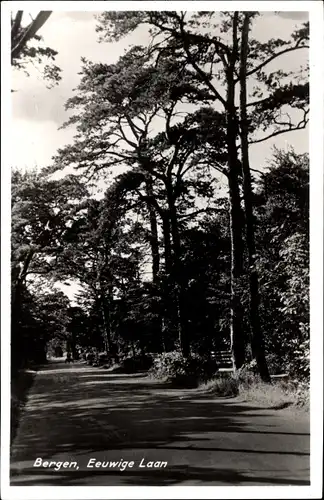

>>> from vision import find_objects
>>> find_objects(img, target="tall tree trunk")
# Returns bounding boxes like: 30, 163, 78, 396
168, 197, 190, 357
162, 213, 172, 276
145, 177, 160, 283
145, 177, 163, 351
99, 288, 112, 354
70, 332, 77, 360
226, 12, 246, 370
178, 12, 246, 366
11, 250, 34, 309
239, 14, 270, 382
161, 213, 175, 351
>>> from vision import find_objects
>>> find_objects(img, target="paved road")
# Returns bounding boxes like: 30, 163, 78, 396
10, 361, 310, 486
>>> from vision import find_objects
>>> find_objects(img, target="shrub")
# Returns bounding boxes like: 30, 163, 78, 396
150, 351, 218, 386
295, 380, 310, 408
266, 353, 286, 375
98, 352, 111, 366
235, 361, 261, 386
86, 352, 94, 365
115, 354, 154, 374
290, 336, 310, 381
200, 375, 239, 396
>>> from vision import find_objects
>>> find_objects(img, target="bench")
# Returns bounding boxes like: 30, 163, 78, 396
212, 350, 234, 372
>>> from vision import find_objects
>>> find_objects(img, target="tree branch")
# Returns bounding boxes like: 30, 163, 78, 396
249, 110, 309, 145
167, 143, 181, 179
246, 44, 309, 78
177, 16, 227, 109
209, 162, 229, 177
126, 115, 142, 141
246, 96, 272, 108
134, 189, 164, 217
11, 11, 52, 62
11, 11, 23, 42
178, 207, 226, 220
117, 119, 137, 149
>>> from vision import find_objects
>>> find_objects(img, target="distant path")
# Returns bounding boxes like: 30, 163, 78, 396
10, 360, 310, 486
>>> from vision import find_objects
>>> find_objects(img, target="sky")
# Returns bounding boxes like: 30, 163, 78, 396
10, 9, 309, 302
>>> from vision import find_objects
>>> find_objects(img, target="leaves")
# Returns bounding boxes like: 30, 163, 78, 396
11, 169, 89, 287
256, 150, 309, 379
11, 11, 62, 85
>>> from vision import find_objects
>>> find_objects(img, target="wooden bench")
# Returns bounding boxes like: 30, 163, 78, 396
212, 350, 234, 372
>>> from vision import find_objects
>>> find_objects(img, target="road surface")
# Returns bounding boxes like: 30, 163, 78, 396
10, 360, 310, 486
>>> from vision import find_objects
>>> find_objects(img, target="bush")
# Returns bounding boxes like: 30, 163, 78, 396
266, 353, 286, 375
200, 375, 239, 396
150, 351, 218, 386
235, 361, 261, 386
295, 380, 310, 408
98, 352, 110, 365
114, 354, 154, 374
290, 337, 310, 381
86, 352, 94, 365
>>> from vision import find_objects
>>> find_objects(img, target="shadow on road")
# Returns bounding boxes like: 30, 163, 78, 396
10, 360, 310, 486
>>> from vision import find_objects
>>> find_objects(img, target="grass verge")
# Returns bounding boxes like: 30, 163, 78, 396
198, 373, 309, 412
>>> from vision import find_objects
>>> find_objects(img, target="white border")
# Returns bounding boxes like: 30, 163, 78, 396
1, 1, 323, 499
1, 0, 322, 13
309, 0, 324, 496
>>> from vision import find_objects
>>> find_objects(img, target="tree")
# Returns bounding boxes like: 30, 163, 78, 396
18, 12, 308, 377
255, 149, 309, 379
96, 11, 309, 379
11, 169, 87, 370
239, 13, 269, 379
11, 10, 61, 85
180, 199, 232, 354
66, 306, 90, 358
11, 282, 70, 370
53, 180, 152, 357
50, 48, 224, 356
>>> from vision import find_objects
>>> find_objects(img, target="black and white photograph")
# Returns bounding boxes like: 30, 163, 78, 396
1, 1, 323, 498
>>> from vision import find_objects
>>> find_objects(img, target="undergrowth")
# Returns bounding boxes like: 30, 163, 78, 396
149, 351, 218, 387
199, 369, 309, 411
